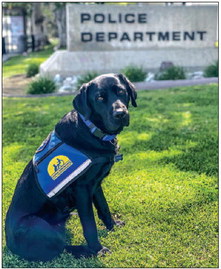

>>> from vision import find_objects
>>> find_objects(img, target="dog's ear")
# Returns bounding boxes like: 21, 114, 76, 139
117, 73, 137, 107
73, 83, 92, 119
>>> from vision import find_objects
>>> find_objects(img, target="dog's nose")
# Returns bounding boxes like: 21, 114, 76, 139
113, 109, 127, 119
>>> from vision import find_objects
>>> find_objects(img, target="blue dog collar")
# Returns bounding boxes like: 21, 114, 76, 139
79, 113, 116, 142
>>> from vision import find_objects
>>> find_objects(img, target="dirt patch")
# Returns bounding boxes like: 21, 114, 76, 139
3, 74, 33, 95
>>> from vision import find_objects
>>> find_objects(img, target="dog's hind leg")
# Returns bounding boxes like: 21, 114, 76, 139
6, 215, 66, 261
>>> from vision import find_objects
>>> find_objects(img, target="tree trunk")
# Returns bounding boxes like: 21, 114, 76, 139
31, 3, 48, 49
54, 5, 66, 49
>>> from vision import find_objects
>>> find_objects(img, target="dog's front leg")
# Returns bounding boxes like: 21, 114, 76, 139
75, 186, 107, 254
93, 186, 125, 231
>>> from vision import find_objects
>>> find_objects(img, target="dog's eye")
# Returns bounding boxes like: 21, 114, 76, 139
117, 89, 125, 96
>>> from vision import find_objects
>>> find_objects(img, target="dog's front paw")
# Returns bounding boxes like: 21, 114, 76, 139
97, 247, 111, 257
107, 220, 125, 231
115, 220, 125, 227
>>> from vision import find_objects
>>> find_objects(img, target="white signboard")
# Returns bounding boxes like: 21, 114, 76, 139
67, 4, 217, 51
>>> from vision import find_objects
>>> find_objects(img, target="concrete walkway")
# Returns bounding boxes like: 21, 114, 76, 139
3, 77, 218, 98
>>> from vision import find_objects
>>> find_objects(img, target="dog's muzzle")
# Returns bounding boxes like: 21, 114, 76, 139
111, 108, 129, 128
113, 108, 128, 120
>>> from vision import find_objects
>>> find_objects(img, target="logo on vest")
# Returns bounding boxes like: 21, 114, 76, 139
47, 155, 73, 180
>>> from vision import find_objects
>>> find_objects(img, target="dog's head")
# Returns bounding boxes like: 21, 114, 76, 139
73, 73, 137, 135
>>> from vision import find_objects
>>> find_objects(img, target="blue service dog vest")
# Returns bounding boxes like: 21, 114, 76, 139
33, 131, 122, 199
33, 131, 93, 198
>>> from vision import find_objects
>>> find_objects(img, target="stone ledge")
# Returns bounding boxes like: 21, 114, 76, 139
40, 48, 218, 77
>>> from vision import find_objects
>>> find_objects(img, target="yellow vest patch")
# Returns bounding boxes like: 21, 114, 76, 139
47, 155, 73, 180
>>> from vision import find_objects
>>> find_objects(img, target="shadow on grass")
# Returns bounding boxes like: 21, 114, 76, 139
159, 141, 218, 177
121, 115, 218, 177
146, 126, 218, 176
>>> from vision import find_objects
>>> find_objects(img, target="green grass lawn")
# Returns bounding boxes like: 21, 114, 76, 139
3, 84, 218, 268
3, 42, 57, 78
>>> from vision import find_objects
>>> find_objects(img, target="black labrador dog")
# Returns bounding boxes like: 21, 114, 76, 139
5, 73, 137, 261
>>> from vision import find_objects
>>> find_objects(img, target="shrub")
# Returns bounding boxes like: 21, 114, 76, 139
26, 63, 39, 78
121, 65, 146, 82
27, 77, 56, 94
76, 72, 99, 89
155, 66, 186, 80
204, 61, 218, 77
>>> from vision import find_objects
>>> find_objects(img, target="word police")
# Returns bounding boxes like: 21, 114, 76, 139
81, 13, 147, 24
